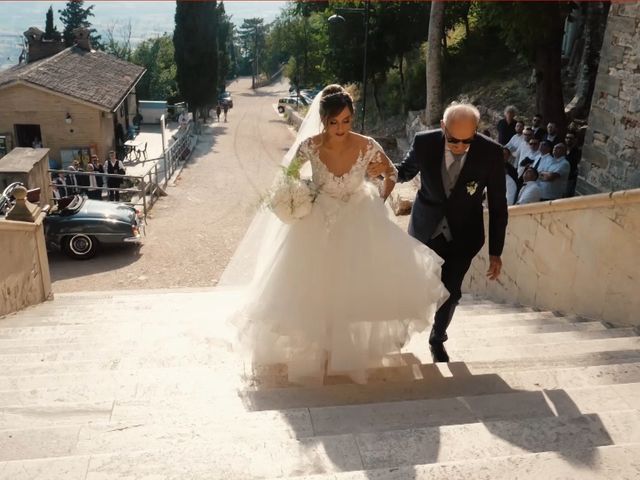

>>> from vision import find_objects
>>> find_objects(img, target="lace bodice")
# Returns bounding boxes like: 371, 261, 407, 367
296, 137, 382, 201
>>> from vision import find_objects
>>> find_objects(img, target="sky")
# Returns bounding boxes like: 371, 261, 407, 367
0, 1, 287, 68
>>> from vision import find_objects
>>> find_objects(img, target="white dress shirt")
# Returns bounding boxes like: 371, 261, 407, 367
517, 182, 542, 204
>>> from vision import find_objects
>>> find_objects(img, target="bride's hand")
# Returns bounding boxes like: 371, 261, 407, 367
382, 178, 395, 201
367, 161, 386, 178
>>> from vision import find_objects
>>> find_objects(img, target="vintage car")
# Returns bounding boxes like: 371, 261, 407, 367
1, 182, 144, 260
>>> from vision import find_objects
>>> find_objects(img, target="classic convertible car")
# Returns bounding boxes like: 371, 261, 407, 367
1, 182, 144, 260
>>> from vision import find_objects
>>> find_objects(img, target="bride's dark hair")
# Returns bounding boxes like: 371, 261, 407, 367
320, 84, 354, 121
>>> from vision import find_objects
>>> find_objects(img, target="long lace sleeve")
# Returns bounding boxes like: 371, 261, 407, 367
368, 138, 398, 181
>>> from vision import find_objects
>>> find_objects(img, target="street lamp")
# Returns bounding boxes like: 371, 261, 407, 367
328, 0, 371, 133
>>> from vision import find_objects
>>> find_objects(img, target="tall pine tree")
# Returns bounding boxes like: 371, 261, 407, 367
173, 0, 218, 116
44, 6, 60, 40
58, 0, 101, 48
217, 2, 233, 90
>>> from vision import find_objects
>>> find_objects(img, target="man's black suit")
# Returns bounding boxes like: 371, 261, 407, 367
396, 129, 508, 345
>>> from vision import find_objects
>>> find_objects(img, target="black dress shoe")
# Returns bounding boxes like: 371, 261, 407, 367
430, 343, 450, 363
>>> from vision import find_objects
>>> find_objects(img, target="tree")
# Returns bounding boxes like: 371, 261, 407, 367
44, 5, 60, 40
58, 0, 101, 48
217, 2, 233, 89
237, 18, 266, 88
173, 1, 218, 117
105, 20, 132, 61
474, 2, 574, 132
132, 34, 178, 102
426, 1, 445, 126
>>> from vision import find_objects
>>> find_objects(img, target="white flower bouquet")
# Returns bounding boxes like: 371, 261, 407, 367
266, 158, 317, 224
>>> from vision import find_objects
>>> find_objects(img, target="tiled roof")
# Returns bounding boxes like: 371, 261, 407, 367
0, 46, 145, 111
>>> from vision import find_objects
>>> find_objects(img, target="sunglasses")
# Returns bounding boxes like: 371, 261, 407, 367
444, 127, 475, 145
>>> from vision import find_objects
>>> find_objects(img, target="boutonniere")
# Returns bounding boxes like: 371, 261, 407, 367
466, 181, 478, 195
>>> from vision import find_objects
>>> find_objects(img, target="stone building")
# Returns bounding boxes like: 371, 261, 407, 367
580, 2, 640, 194
0, 27, 145, 168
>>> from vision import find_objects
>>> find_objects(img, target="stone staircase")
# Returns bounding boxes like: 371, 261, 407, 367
1, 289, 639, 479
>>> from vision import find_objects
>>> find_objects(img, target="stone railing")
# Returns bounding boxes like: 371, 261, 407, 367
0, 212, 52, 317
463, 189, 640, 328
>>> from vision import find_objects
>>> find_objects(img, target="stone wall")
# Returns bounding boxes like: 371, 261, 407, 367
0, 213, 52, 317
580, 3, 640, 193
463, 189, 640, 328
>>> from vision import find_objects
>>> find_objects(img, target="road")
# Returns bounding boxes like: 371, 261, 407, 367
50, 77, 294, 292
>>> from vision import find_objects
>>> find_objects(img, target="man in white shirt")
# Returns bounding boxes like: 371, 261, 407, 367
537, 143, 571, 201
533, 140, 553, 171
505, 121, 525, 168
517, 167, 542, 204
517, 134, 541, 177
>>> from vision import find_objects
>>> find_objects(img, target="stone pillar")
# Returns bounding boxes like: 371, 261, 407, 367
580, 3, 640, 193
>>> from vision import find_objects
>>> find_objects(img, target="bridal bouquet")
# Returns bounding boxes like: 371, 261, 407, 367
266, 159, 317, 224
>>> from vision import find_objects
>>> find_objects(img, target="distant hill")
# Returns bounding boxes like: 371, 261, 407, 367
0, 1, 285, 70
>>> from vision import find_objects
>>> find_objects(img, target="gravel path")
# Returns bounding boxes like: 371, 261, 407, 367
50, 78, 295, 292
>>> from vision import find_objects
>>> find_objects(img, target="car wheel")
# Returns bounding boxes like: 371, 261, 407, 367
277, 106, 285, 113
63, 234, 98, 260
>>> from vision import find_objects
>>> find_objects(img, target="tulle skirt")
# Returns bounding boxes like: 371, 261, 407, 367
229, 182, 449, 384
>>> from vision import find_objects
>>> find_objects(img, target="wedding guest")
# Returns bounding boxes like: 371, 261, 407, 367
505, 120, 525, 167
65, 165, 78, 195
504, 147, 518, 206
497, 105, 517, 145
52, 172, 68, 199
85, 163, 101, 200
75, 163, 91, 196
516, 128, 534, 167
544, 122, 560, 147
538, 143, 570, 201
105, 150, 126, 202
518, 136, 541, 177
517, 167, 542, 205
564, 131, 583, 197
532, 113, 546, 140
90, 154, 104, 197
533, 140, 554, 171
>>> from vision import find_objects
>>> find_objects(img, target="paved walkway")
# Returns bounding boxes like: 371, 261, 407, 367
49, 77, 294, 292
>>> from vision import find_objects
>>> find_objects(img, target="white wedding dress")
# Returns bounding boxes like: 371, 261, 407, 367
227, 136, 449, 384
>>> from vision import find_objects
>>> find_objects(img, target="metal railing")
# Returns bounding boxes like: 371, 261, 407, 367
163, 122, 194, 185
46, 124, 196, 217
49, 165, 161, 218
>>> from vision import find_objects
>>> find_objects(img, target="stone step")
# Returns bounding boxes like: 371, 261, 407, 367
273, 443, 640, 480
446, 327, 637, 348
453, 320, 607, 337
1, 325, 632, 357
1, 409, 638, 476
4, 382, 629, 434
2, 361, 639, 409
0, 313, 596, 342
1, 337, 639, 381
0, 304, 540, 330
1, 323, 631, 365
442, 336, 640, 363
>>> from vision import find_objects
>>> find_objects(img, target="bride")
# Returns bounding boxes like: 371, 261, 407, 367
222, 84, 448, 384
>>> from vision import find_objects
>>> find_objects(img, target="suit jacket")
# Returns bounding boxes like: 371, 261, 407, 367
396, 129, 508, 257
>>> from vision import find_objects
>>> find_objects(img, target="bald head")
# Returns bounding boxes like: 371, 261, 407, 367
441, 103, 479, 155
442, 103, 480, 128
553, 143, 567, 158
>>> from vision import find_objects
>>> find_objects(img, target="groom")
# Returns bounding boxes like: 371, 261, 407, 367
370, 103, 508, 362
